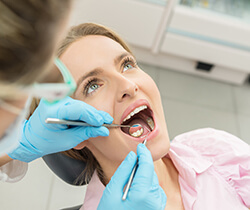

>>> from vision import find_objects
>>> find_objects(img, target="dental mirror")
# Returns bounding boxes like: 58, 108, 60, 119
129, 124, 144, 137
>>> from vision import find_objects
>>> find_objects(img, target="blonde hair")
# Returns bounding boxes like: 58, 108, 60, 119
0, 0, 71, 99
58, 23, 133, 185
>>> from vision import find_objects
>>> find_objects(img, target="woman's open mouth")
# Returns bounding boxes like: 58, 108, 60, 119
120, 100, 156, 141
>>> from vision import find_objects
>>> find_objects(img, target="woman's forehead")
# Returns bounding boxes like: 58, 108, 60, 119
62, 35, 126, 67
65, 35, 126, 57
61, 35, 128, 79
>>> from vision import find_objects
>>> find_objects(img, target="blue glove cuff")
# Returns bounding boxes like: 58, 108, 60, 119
8, 144, 41, 163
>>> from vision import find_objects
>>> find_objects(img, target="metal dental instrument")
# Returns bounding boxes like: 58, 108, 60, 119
45, 118, 131, 128
122, 134, 148, 201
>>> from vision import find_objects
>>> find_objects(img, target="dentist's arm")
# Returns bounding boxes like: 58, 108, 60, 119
0, 154, 12, 167
98, 144, 167, 210
8, 96, 113, 163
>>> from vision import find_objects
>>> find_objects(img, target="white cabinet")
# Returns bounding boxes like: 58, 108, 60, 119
69, 0, 250, 84
161, 2, 250, 84
70, 0, 164, 48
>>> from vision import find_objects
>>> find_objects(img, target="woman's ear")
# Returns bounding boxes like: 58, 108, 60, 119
73, 140, 89, 150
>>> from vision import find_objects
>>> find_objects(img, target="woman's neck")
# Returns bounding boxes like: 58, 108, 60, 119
154, 157, 182, 202
100, 153, 180, 191
101, 155, 181, 191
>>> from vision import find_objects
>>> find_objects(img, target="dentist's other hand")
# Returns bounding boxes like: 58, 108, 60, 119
98, 143, 167, 210
8, 96, 113, 162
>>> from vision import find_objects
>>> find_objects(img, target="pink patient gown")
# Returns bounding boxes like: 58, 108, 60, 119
81, 128, 250, 210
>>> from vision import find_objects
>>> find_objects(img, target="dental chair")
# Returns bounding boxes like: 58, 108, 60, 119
43, 153, 88, 210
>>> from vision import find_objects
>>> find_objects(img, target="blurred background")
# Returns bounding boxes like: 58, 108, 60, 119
1, 0, 250, 209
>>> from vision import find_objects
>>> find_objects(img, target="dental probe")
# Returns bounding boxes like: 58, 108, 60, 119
45, 118, 131, 128
122, 135, 148, 201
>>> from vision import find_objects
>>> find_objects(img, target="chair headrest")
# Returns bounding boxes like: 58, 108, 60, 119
43, 152, 88, 185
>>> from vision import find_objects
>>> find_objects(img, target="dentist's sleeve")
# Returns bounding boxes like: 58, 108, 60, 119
0, 160, 27, 182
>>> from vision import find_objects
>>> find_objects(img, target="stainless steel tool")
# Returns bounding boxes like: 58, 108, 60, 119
45, 118, 131, 128
122, 135, 148, 200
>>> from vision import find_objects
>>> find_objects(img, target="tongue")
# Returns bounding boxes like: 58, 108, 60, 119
127, 118, 151, 136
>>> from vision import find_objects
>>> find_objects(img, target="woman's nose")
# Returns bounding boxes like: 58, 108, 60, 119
116, 76, 138, 102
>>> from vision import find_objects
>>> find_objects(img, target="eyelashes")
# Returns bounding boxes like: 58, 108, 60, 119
121, 56, 138, 72
83, 78, 100, 96
83, 56, 138, 96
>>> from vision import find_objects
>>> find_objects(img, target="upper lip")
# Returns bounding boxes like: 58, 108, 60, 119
120, 99, 151, 124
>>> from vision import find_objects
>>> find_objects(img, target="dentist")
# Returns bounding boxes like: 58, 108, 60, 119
0, 0, 112, 182
0, 1, 166, 209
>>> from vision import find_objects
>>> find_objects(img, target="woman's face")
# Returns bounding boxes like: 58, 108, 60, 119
60, 35, 170, 167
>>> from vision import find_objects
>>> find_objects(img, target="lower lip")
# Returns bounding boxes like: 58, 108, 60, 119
120, 117, 159, 143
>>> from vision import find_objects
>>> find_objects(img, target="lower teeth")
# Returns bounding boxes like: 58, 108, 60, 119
146, 117, 154, 130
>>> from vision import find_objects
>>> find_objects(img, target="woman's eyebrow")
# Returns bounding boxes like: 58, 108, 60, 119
77, 68, 103, 87
114, 52, 130, 66
75, 52, 131, 90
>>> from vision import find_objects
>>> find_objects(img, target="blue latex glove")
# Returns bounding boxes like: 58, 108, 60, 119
8, 96, 113, 162
98, 143, 167, 210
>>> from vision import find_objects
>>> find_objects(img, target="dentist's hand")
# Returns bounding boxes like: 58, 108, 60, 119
8, 96, 113, 162
98, 143, 167, 210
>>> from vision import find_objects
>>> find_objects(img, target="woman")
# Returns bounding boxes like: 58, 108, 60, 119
57, 23, 250, 210
1, 2, 164, 208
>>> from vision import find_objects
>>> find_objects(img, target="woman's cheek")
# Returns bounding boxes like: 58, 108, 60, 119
87, 89, 114, 113
139, 73, 160, 97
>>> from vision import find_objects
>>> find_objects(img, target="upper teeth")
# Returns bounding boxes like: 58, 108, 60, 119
122, 105, 147, 122
130, 128, 144, 137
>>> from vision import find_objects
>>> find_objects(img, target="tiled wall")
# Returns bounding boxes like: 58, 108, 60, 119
1, 63, 249, 209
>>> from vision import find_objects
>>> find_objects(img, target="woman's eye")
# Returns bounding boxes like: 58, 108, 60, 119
122, 57, 137, 73
87, 83, 100, 94
123, 63, 133, 72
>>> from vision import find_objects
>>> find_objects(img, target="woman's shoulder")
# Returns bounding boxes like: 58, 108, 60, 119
171, 128, 250, 208
172, 128, 250, 158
